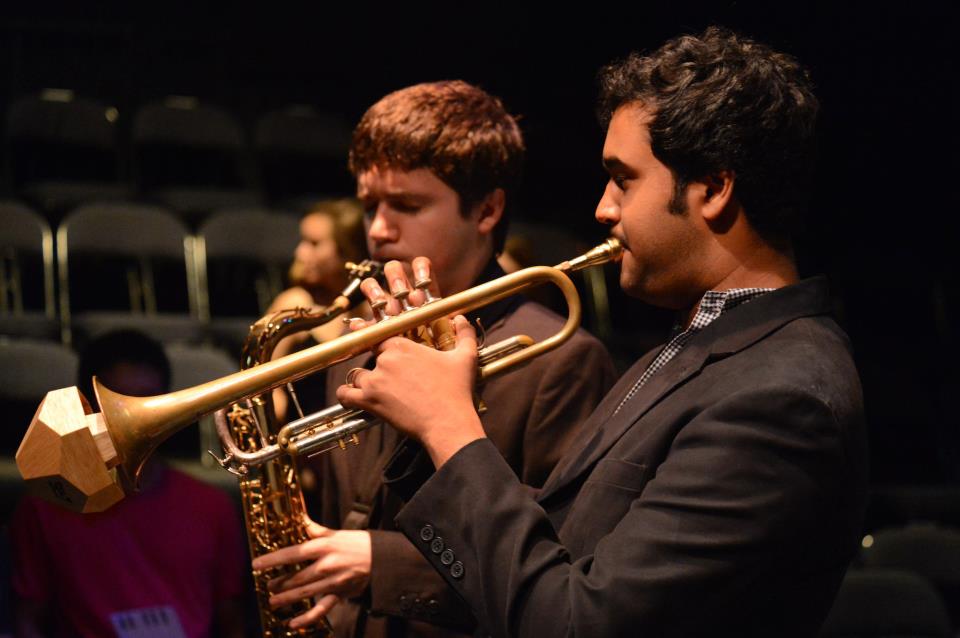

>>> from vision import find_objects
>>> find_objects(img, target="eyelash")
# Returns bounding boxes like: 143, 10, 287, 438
393, 203, 419, 214
363, 202, 420, 216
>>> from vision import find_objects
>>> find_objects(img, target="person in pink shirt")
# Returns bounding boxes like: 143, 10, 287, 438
11, 330, 247, 638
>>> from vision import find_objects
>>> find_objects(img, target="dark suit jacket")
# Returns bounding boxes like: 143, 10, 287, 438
311, 262, 617, 637
391, 277, 868, 637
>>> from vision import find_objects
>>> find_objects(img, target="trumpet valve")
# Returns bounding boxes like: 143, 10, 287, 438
370, 298, 389, 322
414, 276, 437, 304
392, 286, 414, 312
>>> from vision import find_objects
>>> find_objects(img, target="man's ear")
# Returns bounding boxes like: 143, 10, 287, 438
698, 171, 735, 222
474, 188, 506, 236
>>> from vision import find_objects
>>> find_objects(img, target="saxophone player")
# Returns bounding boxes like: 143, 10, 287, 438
259, 28, 868, 637
262, 81, 616, 635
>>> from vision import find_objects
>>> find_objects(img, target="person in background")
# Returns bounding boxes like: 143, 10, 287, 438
10, 330, 247, 638
268, 198, 369, 421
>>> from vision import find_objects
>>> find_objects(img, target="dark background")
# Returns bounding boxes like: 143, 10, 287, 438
0, 2, 956, 484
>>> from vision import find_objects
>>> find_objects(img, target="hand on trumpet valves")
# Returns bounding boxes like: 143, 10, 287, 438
344, 259, 443, 328
337, 313, 486, 468
251, 519, 372, 631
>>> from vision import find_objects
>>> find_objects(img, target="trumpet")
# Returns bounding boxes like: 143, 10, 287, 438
16, 239, 622, 513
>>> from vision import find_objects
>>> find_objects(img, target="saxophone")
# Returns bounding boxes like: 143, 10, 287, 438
220, 260, 381, 638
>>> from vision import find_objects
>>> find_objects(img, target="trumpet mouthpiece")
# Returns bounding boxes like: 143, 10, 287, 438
555, 238, 623, 272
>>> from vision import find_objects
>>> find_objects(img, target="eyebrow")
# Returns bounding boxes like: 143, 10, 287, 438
602, 156, 629, 173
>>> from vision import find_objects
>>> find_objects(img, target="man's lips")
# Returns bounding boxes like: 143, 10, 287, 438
372, 250, 410, 263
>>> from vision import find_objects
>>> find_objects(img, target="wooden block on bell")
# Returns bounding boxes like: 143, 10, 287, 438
15, 386, 126, 513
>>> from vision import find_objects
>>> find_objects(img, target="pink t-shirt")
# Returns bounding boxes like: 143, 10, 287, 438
11, 466, 247, 638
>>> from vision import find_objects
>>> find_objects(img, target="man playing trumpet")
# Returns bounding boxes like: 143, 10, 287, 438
263, 80, 616, 636
258, 27, 868, 636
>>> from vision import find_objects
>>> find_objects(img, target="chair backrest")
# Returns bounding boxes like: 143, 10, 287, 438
254, 105, 354, 200
5, 91, 119, 186
166, 343, 237, 389
195, 208, 300, 318
0, 339, 78, 453
254, 105, 351, 156
57, 203, 196, 342
0, 201, 54, 318
132, 98, 247, 191
862, 523, 960, 584
861, 523, 960, 629
163, 342, 238, 461
819, 568, 952, 638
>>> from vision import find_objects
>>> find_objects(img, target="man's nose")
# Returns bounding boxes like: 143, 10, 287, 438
367, 208, 397, 243
595, 184, 620, 226
294, 240, 311, 262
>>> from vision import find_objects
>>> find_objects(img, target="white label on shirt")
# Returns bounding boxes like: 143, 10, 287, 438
109, 605, 187, 638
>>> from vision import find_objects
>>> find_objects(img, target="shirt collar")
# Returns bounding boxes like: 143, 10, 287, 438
677, 287, 775, 334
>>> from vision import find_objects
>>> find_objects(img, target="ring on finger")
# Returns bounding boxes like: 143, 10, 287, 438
345, 367, 366, 388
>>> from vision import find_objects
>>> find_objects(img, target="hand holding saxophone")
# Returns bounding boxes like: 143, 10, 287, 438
253, 520, 371, 631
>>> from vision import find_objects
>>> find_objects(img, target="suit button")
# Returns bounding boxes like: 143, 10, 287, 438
430, 537, 445, 554
413, 598, 424, 614
440, 549, 455, 565
428, 599, 440, 616
419, 525, 435, 542
450, 561, 465, 579
399, 594, 411, 611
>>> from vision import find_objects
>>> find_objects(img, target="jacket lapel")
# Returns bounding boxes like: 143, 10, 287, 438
537, 277, 832, 501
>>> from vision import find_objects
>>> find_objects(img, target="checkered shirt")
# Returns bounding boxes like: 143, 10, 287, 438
613, 287, 774, 415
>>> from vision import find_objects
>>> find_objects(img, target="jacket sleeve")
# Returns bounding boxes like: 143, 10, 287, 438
365, 335, 614, 630
395, 385, 862, 638
367, 529, 476, 631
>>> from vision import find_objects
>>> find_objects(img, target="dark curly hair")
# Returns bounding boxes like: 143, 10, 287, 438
598, 27, 819, 241
348, 80, 525, 253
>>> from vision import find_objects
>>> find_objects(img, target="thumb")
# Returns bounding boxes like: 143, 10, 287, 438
304, 520, 332, 538
453, 315, 478, 354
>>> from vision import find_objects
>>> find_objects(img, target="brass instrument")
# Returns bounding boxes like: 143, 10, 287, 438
16, 239, 622, 515
225, 259, 381, 638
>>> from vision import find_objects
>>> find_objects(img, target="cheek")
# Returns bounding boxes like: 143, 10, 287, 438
321, 246, 341, 268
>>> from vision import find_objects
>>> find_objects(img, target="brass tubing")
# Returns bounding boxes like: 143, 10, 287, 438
94, 240, 621, 484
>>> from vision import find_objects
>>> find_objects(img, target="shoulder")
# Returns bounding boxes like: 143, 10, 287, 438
497, 298, 608, 353
754, 316, 858, 392
703, 314, 863, 428
269, 286, 315, 313
489, 299, 615, 388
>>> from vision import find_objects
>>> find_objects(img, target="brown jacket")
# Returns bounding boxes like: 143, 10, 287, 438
309, 264, 616, 637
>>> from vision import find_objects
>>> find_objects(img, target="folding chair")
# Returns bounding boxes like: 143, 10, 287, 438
0, 201, 58, 340
194, 207, 299, 352
254, 104, 354, 205
0, 339, 78, 454
57, 202, 203, 346
819, 568, 952, 637
4, 90, 130, 218
132, 97, 260, 225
